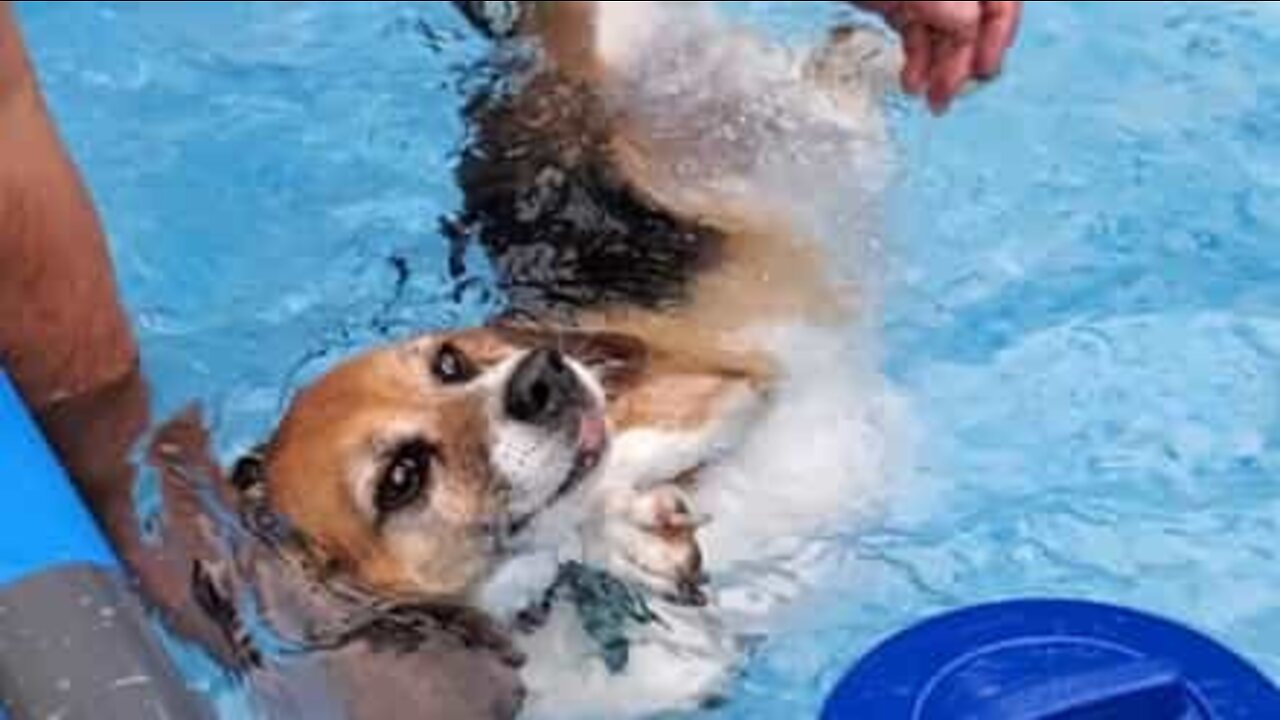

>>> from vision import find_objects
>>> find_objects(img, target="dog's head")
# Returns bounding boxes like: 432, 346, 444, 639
254, 325, 647, 600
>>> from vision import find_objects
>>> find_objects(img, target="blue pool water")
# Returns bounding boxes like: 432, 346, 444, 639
17, 1, 1280, 717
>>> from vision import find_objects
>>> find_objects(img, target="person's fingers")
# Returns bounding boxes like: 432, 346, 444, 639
928, 37, 976, 115
901, 24, 933, 95
975, 1, 1022, 78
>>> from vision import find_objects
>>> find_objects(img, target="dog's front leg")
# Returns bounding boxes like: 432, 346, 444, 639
586, 479, 709, 607
582, 373, 766, 603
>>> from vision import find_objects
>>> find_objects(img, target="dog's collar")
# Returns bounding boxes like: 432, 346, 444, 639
516, 561, 659, 675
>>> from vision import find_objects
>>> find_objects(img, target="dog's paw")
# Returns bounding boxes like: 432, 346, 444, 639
804, 24, 902, 99
601, 484, 710, 607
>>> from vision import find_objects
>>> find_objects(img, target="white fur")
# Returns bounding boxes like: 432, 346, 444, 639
485, 353, 608, 526
510, 4, 910, 718
592, 1, 663, 72
516, 323, 908, 720
519, 599, 741, 720
477, 354, 610, 621
601, 382, 764, 494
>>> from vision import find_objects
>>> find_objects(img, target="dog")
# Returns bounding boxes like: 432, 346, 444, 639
143, 3, 905, 718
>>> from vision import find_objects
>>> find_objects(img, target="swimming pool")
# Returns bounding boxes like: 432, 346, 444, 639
17, 1, 1280, 717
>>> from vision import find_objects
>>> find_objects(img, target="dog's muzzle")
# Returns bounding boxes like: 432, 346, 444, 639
504, 348, 584, 427
503, 348, 609, 536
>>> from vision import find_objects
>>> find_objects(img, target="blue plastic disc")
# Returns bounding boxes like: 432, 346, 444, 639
823, 599, 1280, 719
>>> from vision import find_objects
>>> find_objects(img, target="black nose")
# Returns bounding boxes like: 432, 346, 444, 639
504, 348, 581, 425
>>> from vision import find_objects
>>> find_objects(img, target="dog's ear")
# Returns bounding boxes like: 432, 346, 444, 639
137, 405, 258, 669
490, 318, 649, 395
223, 443, 328, 580
148, 416, 337, 671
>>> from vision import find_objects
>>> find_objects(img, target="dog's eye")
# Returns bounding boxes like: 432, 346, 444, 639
431, 343, 477, 385
375, 440, 433, 517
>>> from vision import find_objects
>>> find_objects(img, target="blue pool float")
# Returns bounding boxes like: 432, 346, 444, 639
823, 598, 1280, 719
0, 371, 210, 720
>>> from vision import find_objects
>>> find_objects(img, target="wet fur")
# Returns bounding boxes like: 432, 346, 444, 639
144, 2, 900, 718
465, 5, 900, 716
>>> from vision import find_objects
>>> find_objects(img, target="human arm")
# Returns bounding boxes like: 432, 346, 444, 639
0, 1, 138, 414
1, 0, 150, 564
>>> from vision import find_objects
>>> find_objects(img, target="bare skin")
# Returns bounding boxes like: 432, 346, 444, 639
0, 1, 146, 547
855, 0, 1023, 114
0, 3, 137, 408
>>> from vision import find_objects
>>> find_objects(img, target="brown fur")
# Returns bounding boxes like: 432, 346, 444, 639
265, 332, 516, 597
257, 1, 844, 605
144, 408, 529, 719
260, 315, 758, 600
527, 0, 847, 328
132, 5, 880, 717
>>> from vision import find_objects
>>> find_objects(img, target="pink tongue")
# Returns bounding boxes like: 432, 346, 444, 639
577, 413, 607, 453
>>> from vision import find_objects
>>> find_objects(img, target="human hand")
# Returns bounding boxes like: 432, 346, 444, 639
855, 1, 1022, 114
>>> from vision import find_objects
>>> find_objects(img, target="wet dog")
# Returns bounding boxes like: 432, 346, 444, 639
144, 3, 903, 718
